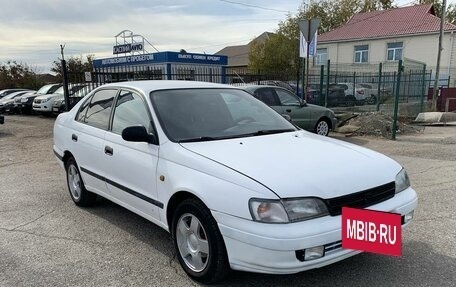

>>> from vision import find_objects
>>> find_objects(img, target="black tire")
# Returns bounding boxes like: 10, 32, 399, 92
367, 95, 377, 105
172, 198, 230, 284
65, 157, 97, 207
314, 118, 330, 136
346, 95, 356, 106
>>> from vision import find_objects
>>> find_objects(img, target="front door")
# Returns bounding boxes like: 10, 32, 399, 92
274, 88, 312, 130
103, 89, 161, 221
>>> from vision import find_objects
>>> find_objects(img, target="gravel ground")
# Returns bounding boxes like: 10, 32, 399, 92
0, 115, 455, 287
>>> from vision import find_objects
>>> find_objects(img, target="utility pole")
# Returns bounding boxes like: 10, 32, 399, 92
60, 44, 70, 112
432, 0, 446, 111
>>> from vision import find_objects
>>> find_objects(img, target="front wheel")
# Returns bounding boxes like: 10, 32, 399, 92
315, 119, 330, 136
172, 198, 229, 284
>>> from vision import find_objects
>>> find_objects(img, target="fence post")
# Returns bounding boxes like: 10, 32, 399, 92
302, 58, 306, 100
60, 59, 70, 112
319, 65, 324, 106
420, 64, 427, 113
376, 62, 382, 112
325, 59, 330, 107
296, 57, 301, 97
392, 60, 403, 140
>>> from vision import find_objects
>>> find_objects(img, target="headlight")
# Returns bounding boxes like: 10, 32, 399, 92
249, 199, 288, 223
282, 198, 329, 222
249, 198, 329, 223
395, 168, 410, 193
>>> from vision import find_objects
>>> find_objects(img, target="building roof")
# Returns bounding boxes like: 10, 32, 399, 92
319, 4, 456, 43
216, 32, 274, 67
216, 45, 250, 67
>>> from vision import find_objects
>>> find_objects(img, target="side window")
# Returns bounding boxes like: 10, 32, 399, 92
253, 88, 280, 106
112, 90, 152, 135
75, 96, 91, 122
84, 89, 116, 130
275, 89, 300, 106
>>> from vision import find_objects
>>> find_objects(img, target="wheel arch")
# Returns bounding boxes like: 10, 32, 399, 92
62, 150, 75, 167
166, 191, 207, 234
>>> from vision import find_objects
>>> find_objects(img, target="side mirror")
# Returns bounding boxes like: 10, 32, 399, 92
122, 125, 157, 144
300, 99, 307, 107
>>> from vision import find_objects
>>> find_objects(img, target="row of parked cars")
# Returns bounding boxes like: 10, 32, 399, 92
306, 83, 393, 107
0, 84, 96, 118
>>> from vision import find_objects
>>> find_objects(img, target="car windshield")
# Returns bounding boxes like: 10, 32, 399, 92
151, 88, 296, 142
53, 85, 85, 95
2, 93, 22, 100
37, 84, 53, 94
72, 86, 94, 98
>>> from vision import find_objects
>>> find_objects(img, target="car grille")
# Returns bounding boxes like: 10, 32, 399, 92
324, 182, 395, 216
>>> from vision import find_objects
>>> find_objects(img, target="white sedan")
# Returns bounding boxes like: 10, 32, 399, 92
53, 80, 417, 283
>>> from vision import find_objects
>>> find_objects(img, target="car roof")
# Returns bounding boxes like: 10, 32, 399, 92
99, 80, 237, 94
240, 85, 283, 91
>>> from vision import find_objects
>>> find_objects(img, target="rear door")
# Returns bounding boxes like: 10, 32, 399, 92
71, 88, 118, 197
103, 89, 161, 221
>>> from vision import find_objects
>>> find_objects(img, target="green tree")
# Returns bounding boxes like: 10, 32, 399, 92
51, 54, 94, 81
0, 61, 44, 90
416, 0, 456, 23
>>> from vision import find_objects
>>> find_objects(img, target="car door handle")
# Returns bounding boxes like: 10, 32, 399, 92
286, 109, 292, 113
104, 146, 113, 156
71, 134, 78, 142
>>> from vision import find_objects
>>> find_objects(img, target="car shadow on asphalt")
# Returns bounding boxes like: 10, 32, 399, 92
84, 196, 175, 259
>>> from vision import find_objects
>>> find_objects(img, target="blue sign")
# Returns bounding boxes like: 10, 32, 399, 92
94, 51, 228, 68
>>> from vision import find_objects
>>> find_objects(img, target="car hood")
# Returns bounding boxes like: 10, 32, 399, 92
0, 99, 15, 104
180, 131, 401, 199
35, 93, 63, 100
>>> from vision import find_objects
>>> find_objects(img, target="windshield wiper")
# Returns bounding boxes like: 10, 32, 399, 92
178, 136, 220, 143
250, 129, 296, 136
178, 129, 296, 143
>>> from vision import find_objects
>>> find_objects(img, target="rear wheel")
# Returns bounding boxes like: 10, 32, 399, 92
65, 157, 97, 206
315, 119, 330, 136
172, 198, 229, 283
367, 95, 377, 105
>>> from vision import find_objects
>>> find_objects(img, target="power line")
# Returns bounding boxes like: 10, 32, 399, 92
218, 0, 289, 13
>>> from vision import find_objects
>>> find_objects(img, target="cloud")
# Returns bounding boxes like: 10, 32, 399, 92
0, 0, 298, 72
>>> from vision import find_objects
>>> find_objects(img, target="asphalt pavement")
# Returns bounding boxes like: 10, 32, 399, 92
0, 115, 455, 287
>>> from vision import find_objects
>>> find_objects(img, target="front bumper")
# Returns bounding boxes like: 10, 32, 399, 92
33, 102, 53, 112
212, 187, 417, 274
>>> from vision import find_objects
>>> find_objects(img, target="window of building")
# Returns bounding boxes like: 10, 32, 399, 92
387, 42, 403, 61
316, 48, 327, 65
354, 45, 369, 63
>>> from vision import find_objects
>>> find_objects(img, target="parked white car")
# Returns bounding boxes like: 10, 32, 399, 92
332, 83, 369, 105
33, 84, 85, 113
53, 81, 417, 283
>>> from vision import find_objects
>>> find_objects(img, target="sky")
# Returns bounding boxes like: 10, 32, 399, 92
0, 0, 455, 73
